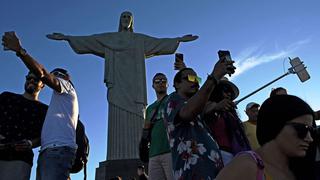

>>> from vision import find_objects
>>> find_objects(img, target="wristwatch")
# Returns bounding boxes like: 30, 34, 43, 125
16, 48, 27, 57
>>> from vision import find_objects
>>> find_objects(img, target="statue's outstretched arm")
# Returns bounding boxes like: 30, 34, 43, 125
178, 34, 199, 42
46, 33, 69, 41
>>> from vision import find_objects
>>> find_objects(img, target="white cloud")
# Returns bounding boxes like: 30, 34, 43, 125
230, 38, 311, 80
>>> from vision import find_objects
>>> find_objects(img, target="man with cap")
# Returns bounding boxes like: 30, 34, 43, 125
2, 31, 79, 180
243, 102, 260, 150
203, 78, 251, 165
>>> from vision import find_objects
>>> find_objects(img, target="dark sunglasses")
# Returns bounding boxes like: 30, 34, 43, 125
52, 71, 67, 78
286, 122, 315, 139
154, 79, 167, 84
25, 76, 40, 83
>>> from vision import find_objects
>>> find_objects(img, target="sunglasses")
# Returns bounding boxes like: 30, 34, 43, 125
25, 76, 40, 83
52, 71, 67, 78
154, 79, 167, 84
286, 122, 315, 139
182, 75, 202, 84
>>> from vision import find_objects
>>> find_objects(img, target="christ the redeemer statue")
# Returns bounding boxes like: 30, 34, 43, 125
47, 11, 198, 160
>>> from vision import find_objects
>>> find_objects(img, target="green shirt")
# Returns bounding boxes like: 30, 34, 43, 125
146, 98, 171, 157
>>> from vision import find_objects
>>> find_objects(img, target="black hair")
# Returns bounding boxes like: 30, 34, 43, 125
50, 68, 69, 76
270, 87, 287, 97
257, 95, 314, 146
173, 67, 194, 90
152, 73, 166, 82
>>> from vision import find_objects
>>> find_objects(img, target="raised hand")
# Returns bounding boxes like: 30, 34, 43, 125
2, 31, 23, 52
179, 34, 199, 42
46, 33, 67, 41
174, 55, 186, 70
211, 59, 236, 80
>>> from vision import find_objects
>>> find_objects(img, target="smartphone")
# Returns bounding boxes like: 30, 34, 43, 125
290, 57, 310, 82
218, 50, 232, 61
175, 53, 184, 62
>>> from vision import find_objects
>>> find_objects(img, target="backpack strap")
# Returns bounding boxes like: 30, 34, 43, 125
237, 151, 265, 180
149, 95, 168, 130
83, 162, 87, 180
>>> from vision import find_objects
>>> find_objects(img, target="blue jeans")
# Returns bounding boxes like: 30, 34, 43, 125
36, 146, 76, 180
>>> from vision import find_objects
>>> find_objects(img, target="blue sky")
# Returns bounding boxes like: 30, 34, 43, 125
1, 0, 319, 179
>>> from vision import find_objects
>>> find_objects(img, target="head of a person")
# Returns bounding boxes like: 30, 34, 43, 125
173, 68, 200, 98
24, 71, 45, 94
257, 95, 314, 157
245, 102, 260, 121
137, 165, 145, 175
50, 68, 70, 81
118, 11, 133, 32
270, 87, 288, 97
152, 73, 168, 94
209, 78, 239, 103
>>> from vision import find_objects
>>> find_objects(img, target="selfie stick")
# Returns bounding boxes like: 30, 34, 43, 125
234, 57, 309, 105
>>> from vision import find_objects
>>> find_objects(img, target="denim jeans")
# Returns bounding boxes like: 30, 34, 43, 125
36, 146, 76, 180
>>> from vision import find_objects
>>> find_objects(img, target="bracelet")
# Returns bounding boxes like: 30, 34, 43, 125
207, 74, 218, 85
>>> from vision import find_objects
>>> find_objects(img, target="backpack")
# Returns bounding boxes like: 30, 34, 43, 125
70, 119, 90, 179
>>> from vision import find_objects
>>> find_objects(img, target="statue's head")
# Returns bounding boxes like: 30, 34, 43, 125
118, 11, 134, 32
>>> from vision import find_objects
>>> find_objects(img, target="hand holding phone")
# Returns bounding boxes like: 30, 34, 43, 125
218, 50, 232, 62
175, 53, 183, 62
174, 53, 186, 70
218, 50, 235, 76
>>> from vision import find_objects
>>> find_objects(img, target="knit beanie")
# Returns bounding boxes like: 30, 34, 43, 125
257, 95, 314, 145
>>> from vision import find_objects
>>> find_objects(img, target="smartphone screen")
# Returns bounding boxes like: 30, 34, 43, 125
175, 53, 184, 62
218, 50, 232, 61
290, 57, 310, 82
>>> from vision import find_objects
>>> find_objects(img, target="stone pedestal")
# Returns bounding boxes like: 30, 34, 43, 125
95, 159, 147, 180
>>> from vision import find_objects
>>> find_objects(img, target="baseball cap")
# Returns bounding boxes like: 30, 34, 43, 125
246, 102, 260, 110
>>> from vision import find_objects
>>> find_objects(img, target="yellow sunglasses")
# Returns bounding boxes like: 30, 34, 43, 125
183, 75, 202, 84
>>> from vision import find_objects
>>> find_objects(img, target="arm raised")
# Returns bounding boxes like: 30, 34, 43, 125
2, 32, 62, 92
178, 60, 235, 121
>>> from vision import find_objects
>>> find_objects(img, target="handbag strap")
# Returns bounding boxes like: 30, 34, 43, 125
237, 151, 265, 180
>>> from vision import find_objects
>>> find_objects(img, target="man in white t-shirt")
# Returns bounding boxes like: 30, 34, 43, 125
36, 68, 78, 180
3, 32, 79, 180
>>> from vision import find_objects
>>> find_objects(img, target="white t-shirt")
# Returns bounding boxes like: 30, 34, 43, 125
41, 78, 79, 150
